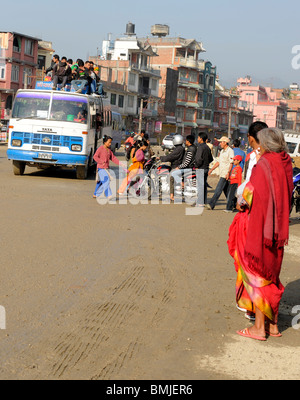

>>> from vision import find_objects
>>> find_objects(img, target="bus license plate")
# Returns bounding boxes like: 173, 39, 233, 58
38, 153, 52, 160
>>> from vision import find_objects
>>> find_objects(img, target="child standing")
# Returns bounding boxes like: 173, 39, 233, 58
225, 155, 243, 212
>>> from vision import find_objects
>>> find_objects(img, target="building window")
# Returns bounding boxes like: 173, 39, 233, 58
13, 37, 21, 53
185, 109, 195, 121
187, 90, 196, 102
38, 55, 46, 70
177, 88, 186, 100
205, 110, 211, 121
11, 65, 19, 82
199, 73, 204, 84
127, 95, 134, 108
176, 107, 184, 120
118, 95, 124, 108
223, 99, 227, 108
189, 70, 198, 83
179, 69, 187, 81
219, 98, 222, 108
0, 64, 5, 80
129, 72, 136, 86
152, 79, 157, 91
197, 109, 203, 120
25, 39, 34, 56
110, 93, 116, 105
23, 67, 32, 85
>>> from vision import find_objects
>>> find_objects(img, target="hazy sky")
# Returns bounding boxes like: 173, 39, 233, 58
2, 0, 300, 88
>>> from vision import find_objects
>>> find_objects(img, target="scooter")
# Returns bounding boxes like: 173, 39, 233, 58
292, 166, 300, 213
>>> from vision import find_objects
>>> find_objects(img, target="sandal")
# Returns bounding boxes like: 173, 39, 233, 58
237, 328, 267, 341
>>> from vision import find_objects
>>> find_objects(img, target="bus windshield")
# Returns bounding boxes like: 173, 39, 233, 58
12, 92, 88, 124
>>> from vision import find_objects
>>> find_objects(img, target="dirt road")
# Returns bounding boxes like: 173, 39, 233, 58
0, 145, 299, 380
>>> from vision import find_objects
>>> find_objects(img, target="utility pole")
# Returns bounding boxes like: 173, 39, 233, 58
138, 98, 144, 134
228, 95, 232, 139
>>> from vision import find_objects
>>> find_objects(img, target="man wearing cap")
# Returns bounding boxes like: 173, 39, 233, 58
225, 154, 243, 212
206, 136, 234, 210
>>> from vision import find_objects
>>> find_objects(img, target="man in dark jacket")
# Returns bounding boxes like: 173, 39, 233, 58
159, 134, 185, 170
52, 56, 71, 90
46, 54, 59, 76
193, 132, 213, 206
169, 135, 197, 201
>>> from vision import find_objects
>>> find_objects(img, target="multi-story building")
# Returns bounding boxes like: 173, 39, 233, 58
90, 24, 161, 136
36, 40, 55, 81
0, 31, 40, 124
272, 87, 300, 132
237, 76, 288, 129
145, 26, 217, 138
213, 80, 253, 140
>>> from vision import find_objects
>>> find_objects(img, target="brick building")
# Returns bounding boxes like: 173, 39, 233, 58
145, 27, 217, 138
237, 76, 288, 129
0, 32, 40, 124
90, 25, 161, 136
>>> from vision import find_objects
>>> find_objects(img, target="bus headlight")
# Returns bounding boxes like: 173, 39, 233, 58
71, 144, 82, 152
12, 139, 22, 147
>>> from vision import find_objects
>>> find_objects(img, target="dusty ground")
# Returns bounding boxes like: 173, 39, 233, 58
0, 144, 299, 380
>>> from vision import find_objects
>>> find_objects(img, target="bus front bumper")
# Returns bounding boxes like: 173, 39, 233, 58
7, 149, 88, 167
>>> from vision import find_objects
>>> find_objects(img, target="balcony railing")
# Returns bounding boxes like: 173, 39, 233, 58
131, 63, 161, 76
138, 86, 151, 96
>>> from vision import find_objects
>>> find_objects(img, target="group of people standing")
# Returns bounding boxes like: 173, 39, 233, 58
92, 123, 295, 343
45, 54, 99, 93
92, 131, 150, 199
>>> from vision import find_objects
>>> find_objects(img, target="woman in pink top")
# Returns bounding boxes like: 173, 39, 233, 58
93, 135, 122, 199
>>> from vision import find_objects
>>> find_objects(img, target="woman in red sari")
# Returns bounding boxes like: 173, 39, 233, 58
228, 128, 294, 341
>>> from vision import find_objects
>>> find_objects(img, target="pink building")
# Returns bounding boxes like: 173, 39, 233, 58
237, 76, 288, 129
0, 32, 40, 123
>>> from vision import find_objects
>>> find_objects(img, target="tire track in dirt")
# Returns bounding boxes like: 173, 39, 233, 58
44, 251, 189, 380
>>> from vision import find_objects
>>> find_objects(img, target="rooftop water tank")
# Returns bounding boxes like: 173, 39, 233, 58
151, 24, 170, 37
126, 23, 136, 36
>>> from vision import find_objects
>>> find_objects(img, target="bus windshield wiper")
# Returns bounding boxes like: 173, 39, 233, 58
16, 116, 46, 121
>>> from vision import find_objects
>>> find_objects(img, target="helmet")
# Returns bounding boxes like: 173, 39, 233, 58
173, 134, 184, 146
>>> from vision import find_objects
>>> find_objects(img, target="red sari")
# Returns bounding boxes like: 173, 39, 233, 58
227, 152, 294, 322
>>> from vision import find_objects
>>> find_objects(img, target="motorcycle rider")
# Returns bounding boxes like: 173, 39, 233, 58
158, 134, 185, 202
159, 134, 185, 169
125, 132, 135, 161
170, 135, 197, 201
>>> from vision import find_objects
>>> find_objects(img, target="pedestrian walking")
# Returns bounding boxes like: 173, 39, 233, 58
228, 128, 294, 341
118, 139, 148, 196
224, 155, 243, 212
93, 135, 123, 200
232, 139, 246, 170
192, 132, 213, 207
206, 136, 234, 210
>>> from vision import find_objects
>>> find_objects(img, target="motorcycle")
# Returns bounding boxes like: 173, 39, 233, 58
128, 156, 198, 201
292, 166, 300, 213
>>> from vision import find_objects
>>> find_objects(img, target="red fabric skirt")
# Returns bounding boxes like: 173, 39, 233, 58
228, 210, 285, 322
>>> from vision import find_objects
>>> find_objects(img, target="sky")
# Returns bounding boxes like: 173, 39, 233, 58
2, 0, 300, 88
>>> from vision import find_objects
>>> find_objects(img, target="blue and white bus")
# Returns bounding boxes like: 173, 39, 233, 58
7, 88, 103, 179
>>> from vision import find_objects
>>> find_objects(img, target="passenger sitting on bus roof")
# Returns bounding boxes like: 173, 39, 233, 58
76, 59, 93, 94
52, 56, 71, 90
89, 61, 100, 83
67, 59, 74, 83
45, 54, 60, 77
